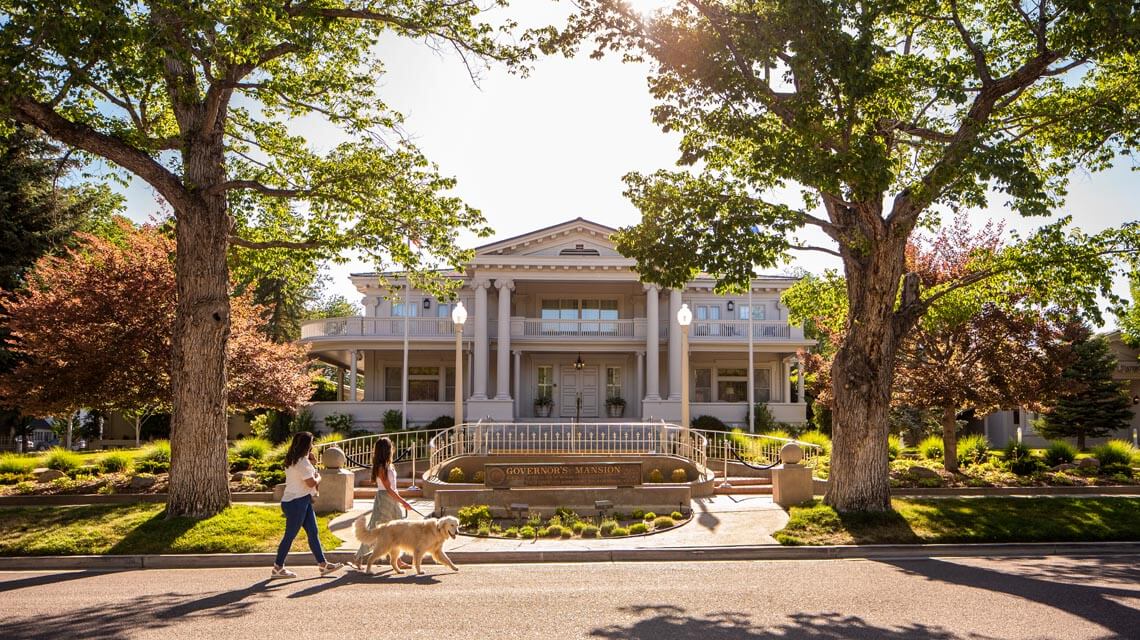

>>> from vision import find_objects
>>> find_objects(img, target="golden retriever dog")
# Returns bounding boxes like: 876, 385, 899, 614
354, 515, 460, 575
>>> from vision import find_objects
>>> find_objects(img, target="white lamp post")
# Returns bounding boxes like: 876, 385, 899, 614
451, 301, 467, 427
677, 303, 693, 438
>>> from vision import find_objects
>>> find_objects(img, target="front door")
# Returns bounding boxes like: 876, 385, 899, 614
560, 366, 599, 418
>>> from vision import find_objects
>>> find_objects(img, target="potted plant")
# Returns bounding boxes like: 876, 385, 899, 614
606, 396, 626, 418
534, 395, 553, 418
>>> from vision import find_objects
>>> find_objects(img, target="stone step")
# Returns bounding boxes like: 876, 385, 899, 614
714, 484, 773, 495
714, 477, 772, 486
354, 486, 423, 499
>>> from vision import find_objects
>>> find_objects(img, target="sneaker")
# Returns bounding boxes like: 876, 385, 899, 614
270, 567, 297, 579
319, 562, 345, 576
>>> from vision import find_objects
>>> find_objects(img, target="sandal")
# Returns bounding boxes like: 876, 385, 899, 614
319, 562, 345, 576
270, 567, 297, 579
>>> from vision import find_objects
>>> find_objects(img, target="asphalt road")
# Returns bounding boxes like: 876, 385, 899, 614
1, 556, 1137, 639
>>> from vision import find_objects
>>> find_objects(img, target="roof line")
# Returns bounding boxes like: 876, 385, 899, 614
473, 217, 619, 252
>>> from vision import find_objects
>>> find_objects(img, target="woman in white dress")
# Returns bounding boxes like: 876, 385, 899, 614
350, 437, 415, 570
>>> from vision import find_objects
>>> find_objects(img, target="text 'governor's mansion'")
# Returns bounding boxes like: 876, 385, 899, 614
299, 218, 815, 429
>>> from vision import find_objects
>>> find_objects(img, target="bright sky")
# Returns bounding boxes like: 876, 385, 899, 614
116, 4, 1140, 326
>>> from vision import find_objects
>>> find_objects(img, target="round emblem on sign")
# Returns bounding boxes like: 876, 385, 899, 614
487, 467, 506, 486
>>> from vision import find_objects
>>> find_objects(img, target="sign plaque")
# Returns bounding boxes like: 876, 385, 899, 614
483, 462, 642, 488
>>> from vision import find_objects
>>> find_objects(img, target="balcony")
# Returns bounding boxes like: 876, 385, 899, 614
514, 318, 644, 339
689, 320, 802, 340
301, 316, 460, 339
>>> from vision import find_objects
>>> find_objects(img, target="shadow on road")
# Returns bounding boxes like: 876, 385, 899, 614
588, 605, 981, 639
881, 557, 1140, 639
0, 570, 125, 594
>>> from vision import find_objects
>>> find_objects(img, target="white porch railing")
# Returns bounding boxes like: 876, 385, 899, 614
518, 318, 640, 338
690, 320, 796, 339
301, 316, 462, 339
427, 422, 707, 473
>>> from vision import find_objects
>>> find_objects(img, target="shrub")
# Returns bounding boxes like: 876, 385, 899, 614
918, 436, 943, 460
630, 509, 645, 519
653, 516, 676, 529
476, 523, 491, 537
887, 435, 902, 460
141, 440, 171, 463
98, 452, 133, 473
646, 469, 664, 483
751, 403, 778, 433
582, 524, 600, 538
456, 504, 492, 529
519, 525, 536, 539
560, 528, 573, 539
611, 526, 630, 537
599, 519, 618, 536
504, 527, 519, 538
643, 512, 657, 521
427, 415, 455, 429
553, 507, 580, 525
692, 415, 727, 431
472, 470, 485, 483
232, 438, 272, 460
323, 412, 354, 435
546, 515, 563, 528
670, 511, 684, 520
0, 453, 38, 476
797, 430, 832, 455
542, 525, 565, 538
571, 521, 587, 534
382, 409, 404, 432
447, 467, 466, 483
255, 460, 285, 486
957, 434, 990, 467
14, 481, 37, 494
289, 409, 315, 435
1092, 440, 1137, 468
670, 468, 688, 482
1044, 440, 1079, 467
43, 448, 81, 471
1003, 441, 1040, 476
0, 473, 26, 484
248, 413, 272, 440
629, 522, 648, 535
762, 429, 792, 440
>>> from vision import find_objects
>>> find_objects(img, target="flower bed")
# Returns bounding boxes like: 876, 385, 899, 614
455, 505, 690, 540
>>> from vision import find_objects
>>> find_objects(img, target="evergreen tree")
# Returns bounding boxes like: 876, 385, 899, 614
1038, 330, 1133, 450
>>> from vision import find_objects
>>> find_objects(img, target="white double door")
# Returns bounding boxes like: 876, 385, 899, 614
559, 366, 599, 418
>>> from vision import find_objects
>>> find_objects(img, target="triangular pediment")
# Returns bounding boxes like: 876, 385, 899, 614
474, 218, 623, 258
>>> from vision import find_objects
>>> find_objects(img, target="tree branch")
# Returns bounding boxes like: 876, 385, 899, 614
229, 235, 323, 251
789, 244, 842, 258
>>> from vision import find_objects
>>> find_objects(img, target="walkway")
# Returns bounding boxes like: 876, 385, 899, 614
327, 494, 789, 553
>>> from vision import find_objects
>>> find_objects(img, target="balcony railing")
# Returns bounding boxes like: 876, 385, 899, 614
301, 316, 460, 339
518, 318, 641, 338
690, 320, 793, 339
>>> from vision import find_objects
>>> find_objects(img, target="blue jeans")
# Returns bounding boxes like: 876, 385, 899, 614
275, 495, 326, 567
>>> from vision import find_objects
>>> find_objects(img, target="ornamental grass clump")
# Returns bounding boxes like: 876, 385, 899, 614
611, 526, 630, 537
797, 430, 832, 455
887, 435, 902, 460
670, 511, 684, 520
519, 525, 536, 539
136, 441, 171, 473
504, 527, 519, 538
1044, 440, 1078, 467
599, 519, 618, 536
653, 516, 676, 529
1003, 441, 1041, 476
0, 453, 38, 476
582, 524, 600, 538
629, 522, 648, 535
44, 448, 81, 472
643, 512, 657, 521
98, 451, 133, 474
957, 434, 990, 467
447, 467, 466, 483
456, 504, 491, 529
232, 438, 272, 460
1092, 440, 1137, 475
919, 436, 943, 461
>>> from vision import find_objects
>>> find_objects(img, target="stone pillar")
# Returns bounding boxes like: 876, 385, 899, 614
313, 447, 354, 514
348, 349, 358, 402
495, 279, 514, 400
644, 285, 660, 400
668, 289, 682, 400
513, 350, 522, 418
472, 279, 490, 400
797, 357, 805, 404
337, 367, 345, 402
771, 443, 814, 508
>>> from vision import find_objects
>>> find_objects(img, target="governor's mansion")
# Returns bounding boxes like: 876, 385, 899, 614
300, 218, 814, 429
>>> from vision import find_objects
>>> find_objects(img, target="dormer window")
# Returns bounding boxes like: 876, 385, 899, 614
560, 243, 600, 256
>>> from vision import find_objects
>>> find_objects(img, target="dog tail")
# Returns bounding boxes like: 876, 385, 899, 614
354, 515, 368, 540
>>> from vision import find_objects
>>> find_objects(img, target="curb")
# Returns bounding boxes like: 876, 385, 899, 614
0, 493, 275, 506
893, 486, 1140, 497
2, 541, 1139, 571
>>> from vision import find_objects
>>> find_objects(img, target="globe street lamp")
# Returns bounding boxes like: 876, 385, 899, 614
451, 301, 467, 427
677, 303, 693, 439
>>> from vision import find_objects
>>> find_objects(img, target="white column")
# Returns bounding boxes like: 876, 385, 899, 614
797, 357, 805, 404
785, 359, 793, 403
668, 288, 682, 400
348, 349, 358, 402
513, 350, 522, 418
635, 351, 645, 414
465, 351, 473, 400
644, 285, 660, 400
495, 279, 514, 400
472, 279, 490, 399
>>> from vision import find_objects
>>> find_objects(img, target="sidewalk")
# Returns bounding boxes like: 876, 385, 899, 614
328, 494, 790, 554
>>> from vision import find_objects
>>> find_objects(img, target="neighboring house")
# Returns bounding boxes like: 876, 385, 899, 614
299, 218, 814, 429
980, 330, 1139, 448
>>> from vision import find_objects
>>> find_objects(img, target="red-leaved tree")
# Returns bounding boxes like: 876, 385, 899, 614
0, 221, 312, 439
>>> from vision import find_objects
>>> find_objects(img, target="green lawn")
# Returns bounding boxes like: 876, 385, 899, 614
0, 504, 341, 556
775, 497, 1140, 545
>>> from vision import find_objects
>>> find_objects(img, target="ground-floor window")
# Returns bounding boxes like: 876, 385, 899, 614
537, 365, 553, 400
695, 368, 712, 402
717, 367, 748, 402
695, 366, 774, 402
753, 369, 772, 403
384, 366, 455, 401
606, 366, 622, 400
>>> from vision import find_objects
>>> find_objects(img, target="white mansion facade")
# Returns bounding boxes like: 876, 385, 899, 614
299, 218, 814, 429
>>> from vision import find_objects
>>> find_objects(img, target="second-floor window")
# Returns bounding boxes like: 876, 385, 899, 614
694, 305, 722, 336
541, 299, 619, 334
392, 302, 419, 317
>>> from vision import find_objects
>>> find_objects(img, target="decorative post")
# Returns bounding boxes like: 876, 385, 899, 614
451, 302, 467, 426
677, 303, 693, 438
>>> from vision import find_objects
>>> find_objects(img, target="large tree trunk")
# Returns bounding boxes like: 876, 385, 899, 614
166, 141, 232, 518
941, 406, 959, 472
825, 230, 908, 513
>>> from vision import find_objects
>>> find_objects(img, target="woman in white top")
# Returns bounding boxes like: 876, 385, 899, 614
349, 436, 414, 570
271, 431, 343, 578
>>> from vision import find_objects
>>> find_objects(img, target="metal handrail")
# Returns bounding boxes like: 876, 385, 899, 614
692, 427, 823, 468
